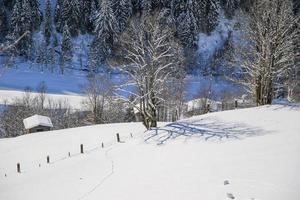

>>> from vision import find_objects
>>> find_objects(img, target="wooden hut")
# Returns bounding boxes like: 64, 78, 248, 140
23, 115, 53, 133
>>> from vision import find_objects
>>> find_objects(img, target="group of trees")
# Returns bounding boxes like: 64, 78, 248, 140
236, 0, 299, 105
0, 0, 299, 131
0, 0, 239, 73
0, 83, 87, 137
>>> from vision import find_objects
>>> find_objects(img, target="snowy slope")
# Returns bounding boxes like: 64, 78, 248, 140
0, 105, 299, 200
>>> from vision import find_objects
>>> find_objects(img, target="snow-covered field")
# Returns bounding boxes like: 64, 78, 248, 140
0, 105, 299, 200
0, 89, 86, 110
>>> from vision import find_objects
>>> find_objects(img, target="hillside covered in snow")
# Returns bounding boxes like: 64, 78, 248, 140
0, 105, 299, 200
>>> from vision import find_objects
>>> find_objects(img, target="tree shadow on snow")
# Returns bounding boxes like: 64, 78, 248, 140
145, 119, 266, 145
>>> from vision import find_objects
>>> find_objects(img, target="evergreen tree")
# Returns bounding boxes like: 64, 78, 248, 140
221, 0, 240, 19
60, 24, 73, 74
29, 0, 42, 30
176, 3, 198, 48
44, 0, 52, 46
0, 2, 9, 42
54, 0, 63, 32
81, 0, 93, 33
170, 0, 187, 18
89, 0, 98, 33
199, 0, 220, 34
10, 0, 34, 57
62, 0, 81, 36
36, 37, 54, 72
142, 0, 152, 14
90, 0, 117, 70
113, 0, 133, 33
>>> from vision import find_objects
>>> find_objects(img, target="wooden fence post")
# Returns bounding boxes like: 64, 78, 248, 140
116, 133, 120, 143
235, 100, 238, 108
47, 156, 50, 164
17, 163, 21, 173
206, 104, 210, 113
80, 144, 84, 154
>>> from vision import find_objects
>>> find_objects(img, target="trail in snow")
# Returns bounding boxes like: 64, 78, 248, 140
77, 146, 116, 200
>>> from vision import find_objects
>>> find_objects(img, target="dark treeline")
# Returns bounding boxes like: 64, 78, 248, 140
0, 0, 255, 73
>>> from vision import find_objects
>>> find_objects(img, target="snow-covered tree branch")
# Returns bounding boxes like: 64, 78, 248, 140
236, 0, 299, 105
116, 13, 185, 129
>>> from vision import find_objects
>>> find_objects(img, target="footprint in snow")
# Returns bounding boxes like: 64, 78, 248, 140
227, 193, 235, 199
224, 180, 230, 185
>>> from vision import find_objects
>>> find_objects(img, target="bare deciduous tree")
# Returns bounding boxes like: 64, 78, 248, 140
0, 90, 86, 138
82, 74, 114, 124
236, 0, 299, 105
116, 13, 185, 129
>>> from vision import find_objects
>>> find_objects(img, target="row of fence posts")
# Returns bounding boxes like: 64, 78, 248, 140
14, 133, 130, 174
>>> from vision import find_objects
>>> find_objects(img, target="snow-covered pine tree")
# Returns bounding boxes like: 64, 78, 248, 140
44, 0, 52, 46
113, 0, 133, 33
54, 0, 63, 32
90, 0, 117, 70
176, 2, 198, 48
170, 0, 187, 18
142, 0, 152, 14
36, 37, 54, 72
88, 0, 99, 33
29, 0, 42, 30
62, 0, 81, 36
10, 0, 34, 57
199, 0, 220, 34
81, 0, 93, 33
131, 0, 142, 15
60, 24, 73, 74
221, 0, 240, 18
0, 2, 8, 42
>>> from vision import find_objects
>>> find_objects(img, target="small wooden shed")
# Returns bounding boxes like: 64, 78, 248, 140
23, 115, 53, 133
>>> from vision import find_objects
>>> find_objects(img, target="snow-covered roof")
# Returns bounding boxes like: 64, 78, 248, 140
187, 98, 221, 112
23, 115, 53, 130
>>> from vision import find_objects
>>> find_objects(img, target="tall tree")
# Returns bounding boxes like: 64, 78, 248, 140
54, 0, 63, 32
113, 0, 133, 33
29, 0, 42, 30
44, 0, 52, 46
90, 0, 117, 70
176, 2, 198, 48
237, 0, 298, 105
60, 24, 73, 74
0, 2, 9, 42
62, 0, 81, 36
117, 14, 184, 129
10, 0, 34, 57
81, 0, 93, 33
199, 0, 220, 34
221, 0, 240, 19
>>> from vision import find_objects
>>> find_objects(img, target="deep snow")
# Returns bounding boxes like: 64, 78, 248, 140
0, 105, 299, 200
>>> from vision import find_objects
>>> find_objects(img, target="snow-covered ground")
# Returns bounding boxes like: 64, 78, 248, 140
0, 64, 87, 95
0, 89, 86, 110
0, 104, 299, 200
